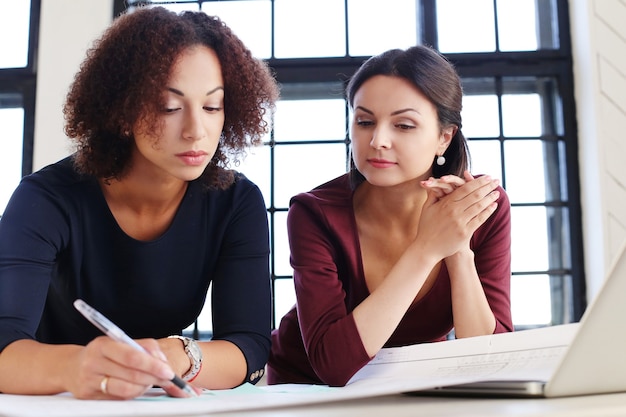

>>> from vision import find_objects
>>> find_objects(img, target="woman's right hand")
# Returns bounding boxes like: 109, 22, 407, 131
416, 174, 500, 260
67, 336, 190, 400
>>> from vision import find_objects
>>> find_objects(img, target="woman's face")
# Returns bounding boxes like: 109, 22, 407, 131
132, 45, 225, 182
350, 75, 454, 187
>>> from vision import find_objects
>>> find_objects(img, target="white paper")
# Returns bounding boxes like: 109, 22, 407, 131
0, 324, 578, 417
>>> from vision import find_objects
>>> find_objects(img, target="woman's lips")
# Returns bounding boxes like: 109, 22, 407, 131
367, 158, 396, 168
176, 151, 208, 166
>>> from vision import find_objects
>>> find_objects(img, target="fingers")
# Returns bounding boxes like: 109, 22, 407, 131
73, 336, 177, 400
161, 381, 203, 398
94, 374, 152, 400
421, 173, 469, 197
452, 176, 500, 231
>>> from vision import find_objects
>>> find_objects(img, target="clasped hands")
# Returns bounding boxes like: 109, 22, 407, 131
417, 170, 501, 259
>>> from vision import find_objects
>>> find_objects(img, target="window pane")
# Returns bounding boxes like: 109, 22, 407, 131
467, 140, 502, 180
237, 144, 271, 207
546, 207, 571, 270
0, 107, 24, 215
502, 93, 542, 137
274, 278, 296, 326
187, 283, 213, 333
347, 0, 418, 56
549, 274, 574, 324
202, 0, 272, 59
136, 1, 199, 12
273, 211, 291, 276
274, 0, 346, 58
504, 140, 546, 203
274, 99, 347, 142
436, 0, 495, 53
0, 0, 31, 68
510, 206, 549, 272
274, 143, 347, 207
462, 95, 500, 138
511, 274, 552, 325
496, 0, 538, 51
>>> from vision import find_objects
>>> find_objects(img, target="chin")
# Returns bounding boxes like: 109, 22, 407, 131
177, 167, 208, 182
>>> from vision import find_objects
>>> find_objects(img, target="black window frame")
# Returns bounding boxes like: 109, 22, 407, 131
113, 0, 586, 335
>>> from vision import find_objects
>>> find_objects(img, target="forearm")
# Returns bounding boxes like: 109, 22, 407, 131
446, 250, 496, 338
0, 339, 81, 395
160, 338, 247, 389
353, 243, 440, 356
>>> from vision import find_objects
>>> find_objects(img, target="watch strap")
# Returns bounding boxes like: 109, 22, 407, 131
168, 335, 203, 382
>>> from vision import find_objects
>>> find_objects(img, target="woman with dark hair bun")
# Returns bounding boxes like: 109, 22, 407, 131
268, 45, 512, 387
0, 7, 278, 399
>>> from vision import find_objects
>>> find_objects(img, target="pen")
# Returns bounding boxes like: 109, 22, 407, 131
73, 299, 198, 398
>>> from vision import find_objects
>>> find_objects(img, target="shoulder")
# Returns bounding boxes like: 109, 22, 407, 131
23, 156, 84, 185
15, 155, 94, 202
189, 171, 266, 217
287, 174, 355, 233
289, 173, 352, 208
471, 176, 511, 245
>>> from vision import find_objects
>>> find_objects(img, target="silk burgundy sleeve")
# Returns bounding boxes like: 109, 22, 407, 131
287, 198, 372, 387
471, 184, 514, 333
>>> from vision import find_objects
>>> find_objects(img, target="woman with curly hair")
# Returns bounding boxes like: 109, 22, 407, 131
0, 7, 278, 399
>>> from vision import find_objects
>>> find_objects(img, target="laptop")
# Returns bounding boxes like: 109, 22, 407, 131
412, 241, 626, 398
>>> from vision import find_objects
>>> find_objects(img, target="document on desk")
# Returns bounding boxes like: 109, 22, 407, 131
347, 322, 578, 391
0, 324, 578, 417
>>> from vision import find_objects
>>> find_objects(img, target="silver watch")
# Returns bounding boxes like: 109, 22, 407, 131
168, 335, 203, 382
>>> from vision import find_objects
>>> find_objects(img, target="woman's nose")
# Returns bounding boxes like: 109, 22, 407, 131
182, 110, 206, 141
370, 128, 391, 149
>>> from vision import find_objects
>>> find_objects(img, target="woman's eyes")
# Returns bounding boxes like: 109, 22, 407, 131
355, 119, 416, 130
162, 105, 223, 113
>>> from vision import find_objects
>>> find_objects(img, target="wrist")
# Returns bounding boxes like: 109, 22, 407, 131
167, 336, 203, 382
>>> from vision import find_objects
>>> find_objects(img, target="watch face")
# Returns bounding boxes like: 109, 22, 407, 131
186, 339, 202, 361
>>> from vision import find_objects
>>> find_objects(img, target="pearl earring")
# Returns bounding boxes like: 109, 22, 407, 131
436, 155, 446, 166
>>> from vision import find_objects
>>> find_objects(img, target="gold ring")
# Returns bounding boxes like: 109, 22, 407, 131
100, 376, 110, 395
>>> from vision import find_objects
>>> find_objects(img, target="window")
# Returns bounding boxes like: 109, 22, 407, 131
0, 0, 38, 217
120, 0, 584, 337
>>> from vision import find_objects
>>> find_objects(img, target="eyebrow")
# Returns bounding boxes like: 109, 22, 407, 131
355, 105, 421, 116
166, 86, 224, 97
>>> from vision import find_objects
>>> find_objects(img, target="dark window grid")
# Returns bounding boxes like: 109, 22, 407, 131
114, 0, 584, 329
0, 0, 585, 336
421, 0, 562, 53
265, 135, 351, 328
0, 0, 40, 179
246, 61, 586, 323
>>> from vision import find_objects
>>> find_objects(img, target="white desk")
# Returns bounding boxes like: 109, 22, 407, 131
3, 391, 626, 417
202, 392, 626, 417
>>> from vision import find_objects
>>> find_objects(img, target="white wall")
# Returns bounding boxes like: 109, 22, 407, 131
33, 0, 113, 170
34, 0, 624, 303
569, 0, 626, 300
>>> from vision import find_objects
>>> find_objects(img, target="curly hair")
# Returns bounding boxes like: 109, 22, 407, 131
63, 6, 279, 189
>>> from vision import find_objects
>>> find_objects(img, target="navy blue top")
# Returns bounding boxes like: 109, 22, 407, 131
0, 156, 271, 384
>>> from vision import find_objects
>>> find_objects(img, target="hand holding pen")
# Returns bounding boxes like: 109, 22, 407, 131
74, 299, 199, 399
